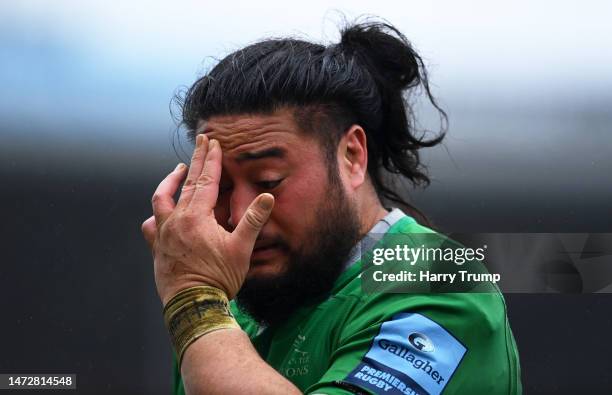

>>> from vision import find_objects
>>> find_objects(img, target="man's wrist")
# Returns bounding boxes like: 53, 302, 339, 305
163, 285, 240, 366
160, 277, 232, 306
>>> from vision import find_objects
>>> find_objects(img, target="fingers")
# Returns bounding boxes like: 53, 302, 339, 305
233, 193, 275, 249
141, 215, 157, 249
152, 163, 188, 226
177, 134, 209, 208
190, 138, 222, 211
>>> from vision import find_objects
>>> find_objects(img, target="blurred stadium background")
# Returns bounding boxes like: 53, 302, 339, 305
1, 1, 611, 393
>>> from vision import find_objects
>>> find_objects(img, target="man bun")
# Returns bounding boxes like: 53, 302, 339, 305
340, 21, 421, 91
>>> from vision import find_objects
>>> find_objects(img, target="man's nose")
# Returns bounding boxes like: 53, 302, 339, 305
227, 189, 257, 230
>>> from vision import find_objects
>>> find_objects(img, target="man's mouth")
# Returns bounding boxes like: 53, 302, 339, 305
251, 242, 283, 262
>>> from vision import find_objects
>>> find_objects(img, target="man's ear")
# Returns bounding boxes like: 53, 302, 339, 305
339, 125, 368, 189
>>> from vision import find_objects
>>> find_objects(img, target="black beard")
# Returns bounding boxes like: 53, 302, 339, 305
235, 181, 361, 328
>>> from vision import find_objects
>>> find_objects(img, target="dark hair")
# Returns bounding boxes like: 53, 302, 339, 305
176, 19, 447, 226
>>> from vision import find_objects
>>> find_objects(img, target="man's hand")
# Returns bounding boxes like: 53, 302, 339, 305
141, 134, 275, 304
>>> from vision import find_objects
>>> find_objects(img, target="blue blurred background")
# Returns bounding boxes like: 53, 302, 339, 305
1, 1, 611, 393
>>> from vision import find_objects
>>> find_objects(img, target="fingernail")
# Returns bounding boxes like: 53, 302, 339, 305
175, 163, 185, 171
258, 193, 274, 210
209, 139, 217, 152
196, 134, 203, 147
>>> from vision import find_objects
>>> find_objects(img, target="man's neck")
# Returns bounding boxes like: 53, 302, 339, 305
359, 199, 389, 237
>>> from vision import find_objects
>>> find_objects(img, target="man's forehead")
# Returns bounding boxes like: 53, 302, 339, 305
194, 109, 311, 156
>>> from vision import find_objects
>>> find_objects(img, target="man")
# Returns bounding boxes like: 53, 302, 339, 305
141, 21, 522, 394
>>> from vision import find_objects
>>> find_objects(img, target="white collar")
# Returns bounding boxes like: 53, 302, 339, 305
344, 208, 407, 269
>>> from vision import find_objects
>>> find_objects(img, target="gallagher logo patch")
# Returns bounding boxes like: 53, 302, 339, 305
343, 313, 467, 395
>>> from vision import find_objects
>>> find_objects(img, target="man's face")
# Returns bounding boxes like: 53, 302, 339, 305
200, 107, 362, 325
201, 108, 338, 277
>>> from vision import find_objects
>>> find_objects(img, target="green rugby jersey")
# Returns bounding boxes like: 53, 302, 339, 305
172, 215, 522, 394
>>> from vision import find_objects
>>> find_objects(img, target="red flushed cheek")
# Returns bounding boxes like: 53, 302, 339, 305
270, 168, 329, 240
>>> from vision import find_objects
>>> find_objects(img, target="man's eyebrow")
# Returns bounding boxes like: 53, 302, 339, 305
235, 147, 286, 163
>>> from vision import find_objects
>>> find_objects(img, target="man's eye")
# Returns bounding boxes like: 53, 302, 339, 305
256, 179, 283, 190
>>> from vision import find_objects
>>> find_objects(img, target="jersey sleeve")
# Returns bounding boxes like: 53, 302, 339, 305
304, 292, 521, 395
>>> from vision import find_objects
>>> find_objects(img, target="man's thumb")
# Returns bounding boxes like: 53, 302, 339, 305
234, 193, 275, 247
